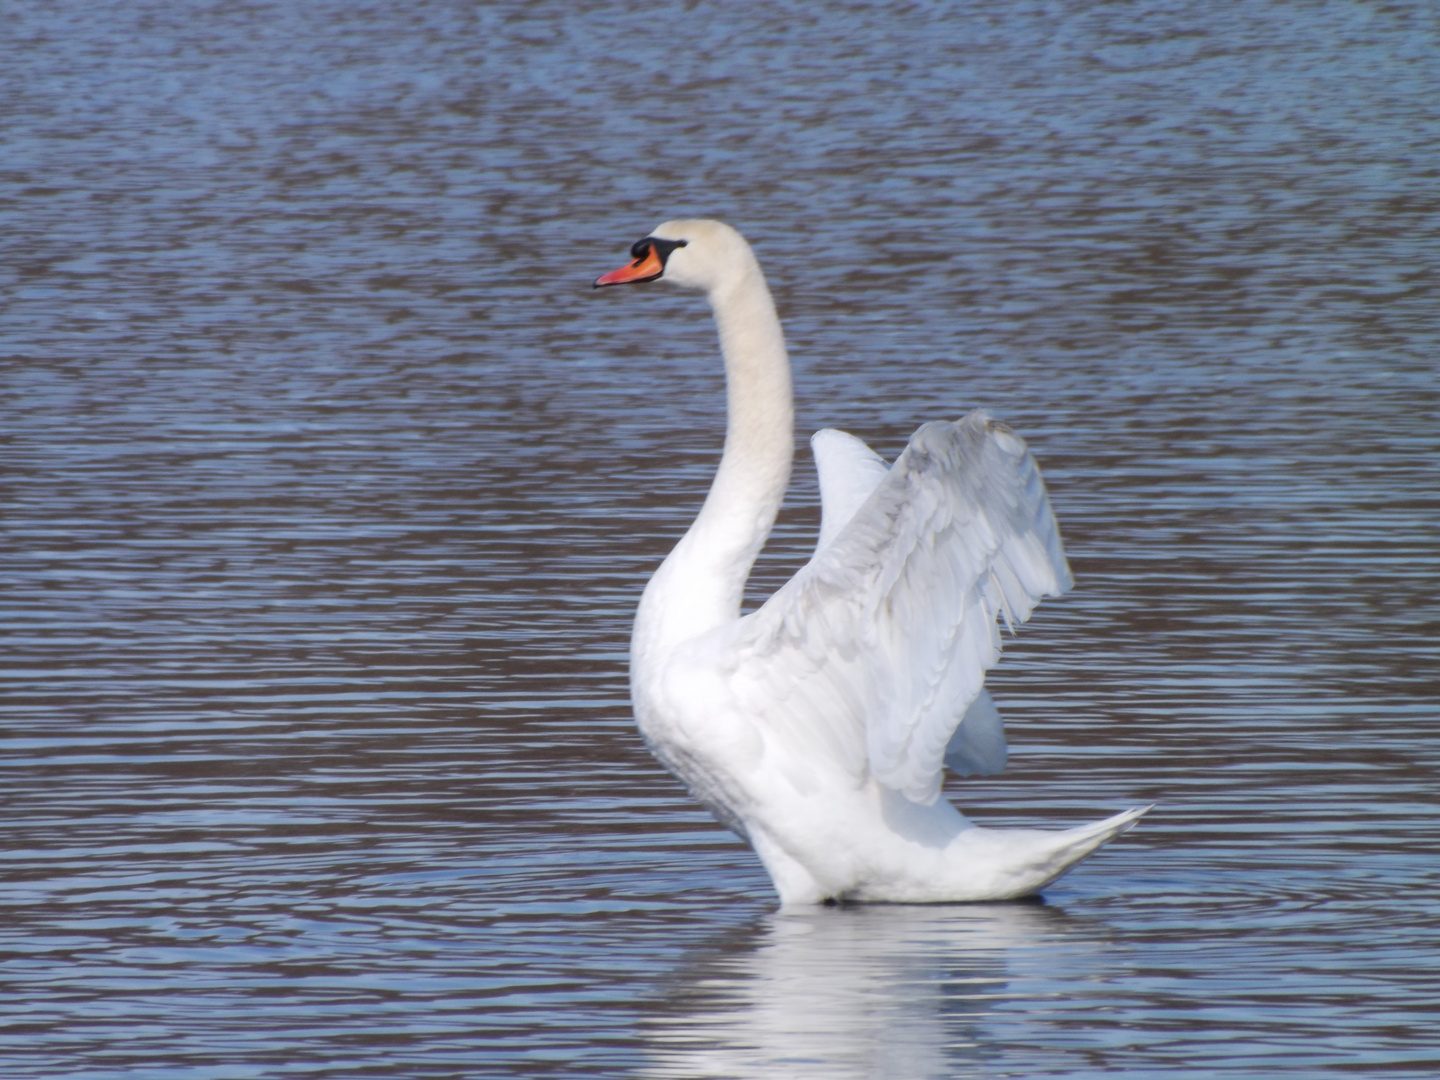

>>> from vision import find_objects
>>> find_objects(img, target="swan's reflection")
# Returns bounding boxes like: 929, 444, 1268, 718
641, 900, 1089, 1079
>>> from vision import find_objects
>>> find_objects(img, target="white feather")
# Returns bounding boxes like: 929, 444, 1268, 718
730, 413, 1070, 804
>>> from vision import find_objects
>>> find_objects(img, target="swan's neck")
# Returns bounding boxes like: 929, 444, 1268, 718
637, 269, 793, 653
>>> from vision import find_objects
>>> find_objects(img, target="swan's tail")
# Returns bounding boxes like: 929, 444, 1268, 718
954, 804, 1154, 901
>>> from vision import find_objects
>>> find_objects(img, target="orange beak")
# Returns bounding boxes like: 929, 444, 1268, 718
594, 244, 665, 288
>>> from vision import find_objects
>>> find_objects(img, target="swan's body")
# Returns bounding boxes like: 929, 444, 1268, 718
596, 219, 1147, 905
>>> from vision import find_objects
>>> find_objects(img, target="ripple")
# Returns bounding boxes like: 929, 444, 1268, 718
2, 0, 1438, 1076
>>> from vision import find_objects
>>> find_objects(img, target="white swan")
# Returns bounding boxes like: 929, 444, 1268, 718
595, 219, 1148, 905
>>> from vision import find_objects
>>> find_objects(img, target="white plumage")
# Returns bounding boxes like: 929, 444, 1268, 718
596, 219, 1147, 905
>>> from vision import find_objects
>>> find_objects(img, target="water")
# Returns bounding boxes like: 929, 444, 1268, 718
2, 1, 1437, 1076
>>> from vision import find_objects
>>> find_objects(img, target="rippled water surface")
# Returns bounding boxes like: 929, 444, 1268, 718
3, 2, 1438, 1077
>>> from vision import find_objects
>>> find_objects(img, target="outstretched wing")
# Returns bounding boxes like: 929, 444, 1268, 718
725, 410, 1071, 804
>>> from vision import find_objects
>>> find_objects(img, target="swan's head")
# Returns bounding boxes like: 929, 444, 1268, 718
593, 219, 758, 295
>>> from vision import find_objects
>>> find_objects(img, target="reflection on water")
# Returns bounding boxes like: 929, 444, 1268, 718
644, 902, 1077, 1080
3, 0, 1438, 1076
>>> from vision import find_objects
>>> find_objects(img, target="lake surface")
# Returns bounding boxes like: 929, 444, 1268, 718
3, 1, 1437, 1076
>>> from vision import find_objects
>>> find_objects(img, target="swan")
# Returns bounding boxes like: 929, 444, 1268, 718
595, 219, 1148, 905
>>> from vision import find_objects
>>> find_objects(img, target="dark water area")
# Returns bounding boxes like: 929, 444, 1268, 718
3, 1, 1438, 1076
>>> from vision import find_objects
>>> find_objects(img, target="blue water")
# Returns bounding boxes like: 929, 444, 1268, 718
3, 2, 1437, 1076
